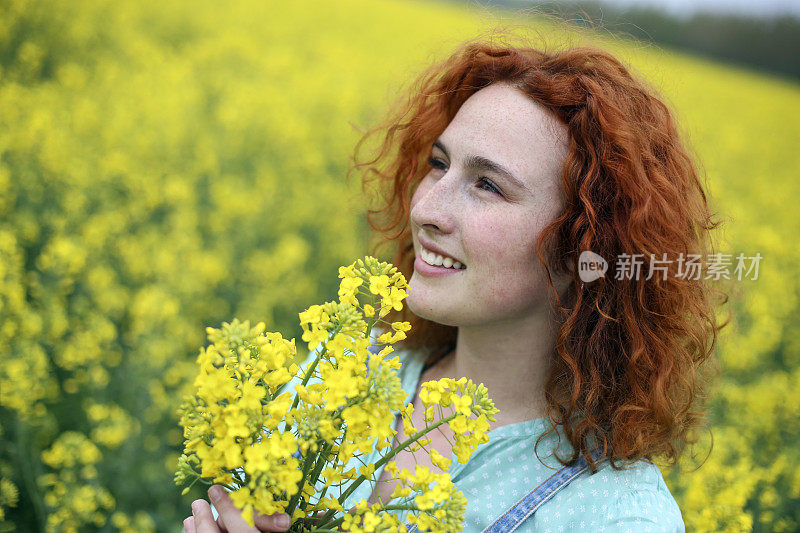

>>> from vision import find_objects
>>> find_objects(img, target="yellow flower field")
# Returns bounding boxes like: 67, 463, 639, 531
0, 0, 798, 531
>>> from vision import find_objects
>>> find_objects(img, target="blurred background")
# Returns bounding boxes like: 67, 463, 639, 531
0, 0, 798, 531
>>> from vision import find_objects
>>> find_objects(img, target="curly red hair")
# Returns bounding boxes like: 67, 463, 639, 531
347, 29, 730, 473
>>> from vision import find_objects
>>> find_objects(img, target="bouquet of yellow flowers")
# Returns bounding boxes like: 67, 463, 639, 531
175, 256, 498, 532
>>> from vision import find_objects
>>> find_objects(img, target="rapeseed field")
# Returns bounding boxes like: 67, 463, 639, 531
1, 0, 798, 531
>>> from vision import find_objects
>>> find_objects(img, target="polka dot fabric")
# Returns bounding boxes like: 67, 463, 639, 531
343, 347, 686, 532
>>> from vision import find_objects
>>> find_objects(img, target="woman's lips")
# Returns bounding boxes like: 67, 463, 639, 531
414, 255, 466, 277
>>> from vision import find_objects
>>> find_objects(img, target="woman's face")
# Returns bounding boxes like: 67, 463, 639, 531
406, 82, 572, 327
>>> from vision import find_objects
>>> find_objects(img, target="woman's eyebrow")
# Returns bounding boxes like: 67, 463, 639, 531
432, 138, 530, 193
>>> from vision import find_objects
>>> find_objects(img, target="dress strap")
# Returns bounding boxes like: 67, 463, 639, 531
404, 447, 604, 533
479, 447, 604, 533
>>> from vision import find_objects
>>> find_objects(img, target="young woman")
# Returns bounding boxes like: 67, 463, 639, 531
185, 32, 727, 533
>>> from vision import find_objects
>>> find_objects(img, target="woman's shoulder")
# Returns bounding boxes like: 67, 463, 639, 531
527, 458, 685, 532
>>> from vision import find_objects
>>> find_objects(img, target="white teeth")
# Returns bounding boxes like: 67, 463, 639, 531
419, 246, 465, 269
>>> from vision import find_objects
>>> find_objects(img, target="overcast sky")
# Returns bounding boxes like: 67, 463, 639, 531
597, 0, 800, 18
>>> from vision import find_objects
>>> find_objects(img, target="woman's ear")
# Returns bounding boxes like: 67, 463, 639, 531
548, 257, 572, 304
556, 254, 579, 308
566, 255, 576, 275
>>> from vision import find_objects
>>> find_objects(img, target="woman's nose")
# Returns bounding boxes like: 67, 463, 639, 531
410, 174, 457, 234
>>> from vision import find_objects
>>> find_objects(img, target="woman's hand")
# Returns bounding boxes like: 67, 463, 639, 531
183, 485, 292, 532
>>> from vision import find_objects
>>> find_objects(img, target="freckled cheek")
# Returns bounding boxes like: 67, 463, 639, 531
463, 220, 543, 309
463, 215, 538, 267
471, 263, 542, 313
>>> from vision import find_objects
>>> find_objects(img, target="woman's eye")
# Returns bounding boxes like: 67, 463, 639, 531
427, 157, 502, 196
427, 156, 446, 170
477, 177, 501, 195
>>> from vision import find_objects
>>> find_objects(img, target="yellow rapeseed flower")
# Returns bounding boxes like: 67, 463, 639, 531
176, 257, 497, 532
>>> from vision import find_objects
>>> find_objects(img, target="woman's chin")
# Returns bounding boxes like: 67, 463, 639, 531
405, 295, 460, 327
405, 284, 434, 315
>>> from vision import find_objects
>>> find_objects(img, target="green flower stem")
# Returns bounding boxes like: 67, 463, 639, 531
286, 449, 318, 516
313, 516, 345, 531
300, 442, 334, 513
314, 503, 422, 532
334, 412, 458, 508
180, 472, 203, 495
286, 291, 406, 530
313, 517, 345, 531
284, 327, 335, 434
308, 441, 335, 487
365, 321, 374, 346
355, 287, 377, 299
378, 504, 419, 512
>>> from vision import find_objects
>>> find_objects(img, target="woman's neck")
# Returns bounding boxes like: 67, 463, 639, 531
429, 313, 558, 431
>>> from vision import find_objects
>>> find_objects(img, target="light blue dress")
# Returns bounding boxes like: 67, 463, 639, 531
210, 343, 686, 532
336, 346, 687, 533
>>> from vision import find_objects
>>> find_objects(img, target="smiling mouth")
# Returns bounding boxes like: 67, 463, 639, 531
419, 246, 466, 270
